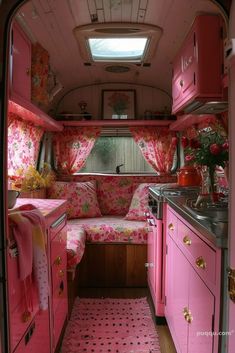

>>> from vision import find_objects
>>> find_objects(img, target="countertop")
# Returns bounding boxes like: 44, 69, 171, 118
12, 198, 67, 228
166, 195, 228, 249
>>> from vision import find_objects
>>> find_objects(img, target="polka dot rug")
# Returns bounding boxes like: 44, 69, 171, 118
61, 297, 161, 353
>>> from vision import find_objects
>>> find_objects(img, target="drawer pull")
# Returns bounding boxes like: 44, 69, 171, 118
22, 310, 31, 323
168, 223, 174, 231
54, 256, 62, 266
59, 281, 64, 296
183, 236, 192, 246
196, 256, 206, 270
183, 307, 193, 323
58, 269, 65, 278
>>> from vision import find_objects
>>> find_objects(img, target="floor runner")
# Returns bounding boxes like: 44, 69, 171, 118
61, 297, 161, 353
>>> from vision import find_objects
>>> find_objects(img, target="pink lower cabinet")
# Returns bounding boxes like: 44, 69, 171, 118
49, 214, 68, 352
165, 205, 221, 353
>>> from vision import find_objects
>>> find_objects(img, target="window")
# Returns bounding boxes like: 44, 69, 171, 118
80, 136, 155, 174
88, 37, 148, 62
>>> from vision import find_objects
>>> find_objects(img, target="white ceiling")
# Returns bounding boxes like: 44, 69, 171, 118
15, 0, 224, 109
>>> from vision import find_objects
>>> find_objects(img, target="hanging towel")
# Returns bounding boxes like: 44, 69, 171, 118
9, 204, 49, 310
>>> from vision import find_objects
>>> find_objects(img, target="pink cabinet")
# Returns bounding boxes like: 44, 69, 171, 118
172, 14, 224, 114
11, 21, 31, 101
165, 206, 219, 353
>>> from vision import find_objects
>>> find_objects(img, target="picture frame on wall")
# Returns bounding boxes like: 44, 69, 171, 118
102, 90, 136, 119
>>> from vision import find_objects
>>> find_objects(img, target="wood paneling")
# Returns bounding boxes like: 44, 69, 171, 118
78, 243, 147, 287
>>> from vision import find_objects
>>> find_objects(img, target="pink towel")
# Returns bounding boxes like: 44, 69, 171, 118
9, 204, 48, 310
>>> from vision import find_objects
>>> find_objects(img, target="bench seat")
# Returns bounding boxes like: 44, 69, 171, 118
66, 216, 148, 270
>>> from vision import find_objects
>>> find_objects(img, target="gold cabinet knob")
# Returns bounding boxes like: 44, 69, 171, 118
22, 310, 31, 323
183, 307, 193, 323
58, 269, 64, 278
183, 236, 192, 246
196, 256, 206, 270
168, 223, 174, 231
54, 256, 62, 266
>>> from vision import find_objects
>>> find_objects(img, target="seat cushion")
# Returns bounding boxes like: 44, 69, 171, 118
67, 224, 86, 270
125, 183, 155, 221
48, 180, 102, 219
68, 216, 148, 244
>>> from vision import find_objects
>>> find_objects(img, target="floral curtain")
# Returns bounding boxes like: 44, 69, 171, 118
8, 114, 44, 176
130, 127, 177, 174
53, 126, 101, 175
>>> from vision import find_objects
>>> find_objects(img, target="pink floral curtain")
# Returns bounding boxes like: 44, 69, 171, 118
53, 127, 101, 175
8, 114, 44, 175
130, 127, 177, 174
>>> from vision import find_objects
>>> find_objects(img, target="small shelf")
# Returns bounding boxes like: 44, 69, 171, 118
60, 119, 173, 127
9, 95, 63, 131
169, 114, 217, 131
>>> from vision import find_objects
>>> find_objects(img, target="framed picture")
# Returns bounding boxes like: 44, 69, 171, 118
102, 90, 136, 119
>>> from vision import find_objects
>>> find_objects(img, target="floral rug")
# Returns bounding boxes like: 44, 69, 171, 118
61, 297, 161, 353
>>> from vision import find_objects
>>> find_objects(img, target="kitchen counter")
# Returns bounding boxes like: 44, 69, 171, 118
166, 195, 228, 249
13, 198, 67, 228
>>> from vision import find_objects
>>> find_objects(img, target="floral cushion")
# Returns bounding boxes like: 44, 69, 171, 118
67, 224, 86, 270
125, 183, 155, 221
68, 216, 148, 244
48, 181, 102, 219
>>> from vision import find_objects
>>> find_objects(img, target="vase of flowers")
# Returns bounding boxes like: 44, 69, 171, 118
181, 128, 229, 201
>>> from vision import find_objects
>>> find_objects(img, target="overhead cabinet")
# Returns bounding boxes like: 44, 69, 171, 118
172, 14, 225, 115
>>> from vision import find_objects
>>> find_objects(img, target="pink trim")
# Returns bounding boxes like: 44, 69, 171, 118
61, 119, 172, 127
8, 99, 63, 131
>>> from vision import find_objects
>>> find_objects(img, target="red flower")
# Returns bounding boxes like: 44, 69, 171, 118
222, 141, 229, 151
210, 143, 222, 155
185, 155, 195, 162
181, 136, 189, 148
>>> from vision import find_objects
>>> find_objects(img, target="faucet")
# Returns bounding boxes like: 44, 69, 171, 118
116, 164, 124, 174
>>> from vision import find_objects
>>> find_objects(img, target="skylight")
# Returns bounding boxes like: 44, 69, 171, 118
88, 37, 148, 62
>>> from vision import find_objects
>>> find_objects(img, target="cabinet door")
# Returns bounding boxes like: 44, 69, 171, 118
172, 54, 183, 113
11, 22, 31, 101
147, 221, 156, 301
188, 269, 214, 353
181, 30, 197, 101
165, 235, 189, 353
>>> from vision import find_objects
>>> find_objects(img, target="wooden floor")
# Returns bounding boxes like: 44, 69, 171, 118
77, 287, 177, 353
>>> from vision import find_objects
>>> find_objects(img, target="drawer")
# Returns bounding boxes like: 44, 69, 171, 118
166, 207, 178, 238
177, 221, 216, 285
51, 225, 67, 267
13, 310, 50, 353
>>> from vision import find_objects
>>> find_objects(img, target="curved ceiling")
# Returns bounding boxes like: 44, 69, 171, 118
14, 0, 225, 109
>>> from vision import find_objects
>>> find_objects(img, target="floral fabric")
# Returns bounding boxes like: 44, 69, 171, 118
47, 181, 102, 219
67, 225, 86, 270
8, 117, 44, 176
130, 127, 177, 174
69, 175, 176, 215
31, 42, 49, 108
53, 127, 101, 175
125, 183, 155, 221
68, 216, 148, 244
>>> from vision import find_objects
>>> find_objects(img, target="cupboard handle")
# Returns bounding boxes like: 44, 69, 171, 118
183, 307, 188, 318
168, 223, 174, 231
180, 79, 184, 87
183, 236, 192, 246
26, 68, 31, 76
54, 256, 62, 266
58, 269, 65, 278
183, 307, 193, 323
145, 263, 149, 268
22, 310, 31, 323
195, 256, 206, 270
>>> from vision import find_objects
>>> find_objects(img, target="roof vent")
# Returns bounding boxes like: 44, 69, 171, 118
105, 65, 130, 73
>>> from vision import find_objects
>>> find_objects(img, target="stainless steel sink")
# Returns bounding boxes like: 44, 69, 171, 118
184, 199, 228, 221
